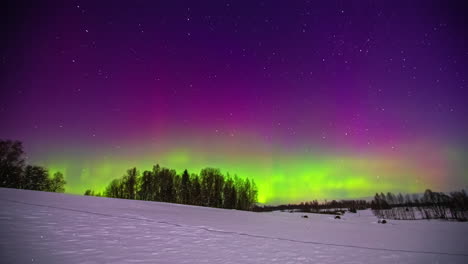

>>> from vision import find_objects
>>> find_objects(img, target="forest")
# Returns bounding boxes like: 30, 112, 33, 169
253, 199, 368, 214
0, 139, 257, 211
254, 190, 468, 222
0, 140, 66, 193
371, 190, 468, 221
85, 166, 258, 211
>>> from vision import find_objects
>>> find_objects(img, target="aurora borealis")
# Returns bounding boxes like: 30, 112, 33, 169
1, 1, 467, 204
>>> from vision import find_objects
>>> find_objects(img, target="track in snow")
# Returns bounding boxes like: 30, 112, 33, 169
1, 188, 468, 263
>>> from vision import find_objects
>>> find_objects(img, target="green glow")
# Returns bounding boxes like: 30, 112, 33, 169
33, 138, 462, 204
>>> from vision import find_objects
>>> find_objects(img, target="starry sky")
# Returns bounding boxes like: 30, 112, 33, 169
1, 1, 468, 203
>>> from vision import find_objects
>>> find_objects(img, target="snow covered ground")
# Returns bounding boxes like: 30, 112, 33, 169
1, 188, 467, 263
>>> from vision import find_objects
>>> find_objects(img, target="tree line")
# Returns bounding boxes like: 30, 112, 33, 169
255, 189, 468, 222
85, 166, 258, 210
253, 199, 368, 214
371, 189, 468, 221
0, 140, 66, 192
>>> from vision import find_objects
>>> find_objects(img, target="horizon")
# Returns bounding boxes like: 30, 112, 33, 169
4, 144, 468, 205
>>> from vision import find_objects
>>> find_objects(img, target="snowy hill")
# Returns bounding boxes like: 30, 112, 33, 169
1, 188, 467, 263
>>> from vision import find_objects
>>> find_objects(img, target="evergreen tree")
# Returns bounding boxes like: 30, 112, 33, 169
190, 175, 202, 205
180, 169, 191, 204
159, 168, 175, 202
200, 168, 214, 206
151, 165, 161, 201
138, 170, 153, 201
173, 173, 182, 203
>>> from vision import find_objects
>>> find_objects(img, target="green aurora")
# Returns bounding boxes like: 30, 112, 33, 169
36, 138, 466, 204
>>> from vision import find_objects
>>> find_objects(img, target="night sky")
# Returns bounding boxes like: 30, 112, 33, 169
2, 1, 467, 203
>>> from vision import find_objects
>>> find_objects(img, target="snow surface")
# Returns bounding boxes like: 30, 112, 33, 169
1, 188, 467, 263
